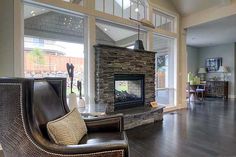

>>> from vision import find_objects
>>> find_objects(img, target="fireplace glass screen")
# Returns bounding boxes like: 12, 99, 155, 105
114, 74, 144, 110
115, 80, 142, 102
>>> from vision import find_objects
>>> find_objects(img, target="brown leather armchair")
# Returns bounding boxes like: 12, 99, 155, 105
0, 78, 129, 157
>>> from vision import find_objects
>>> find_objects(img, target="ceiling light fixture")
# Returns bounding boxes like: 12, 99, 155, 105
104, 28, 108, 31
135, 8, 139, 12
30, 11, 35, 14
129, 18, 155, 50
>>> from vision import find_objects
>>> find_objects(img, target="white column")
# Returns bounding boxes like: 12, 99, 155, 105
83, 0, 96, 110
84, 16, 96, 108
14, 0, 24, 77
0, 0, 15, 77
179, 27, 188, 109
0, 0, 23, 77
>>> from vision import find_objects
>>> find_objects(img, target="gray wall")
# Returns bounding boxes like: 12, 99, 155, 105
0, 0, 14, 77
188, 44, 236, 97
198, 43, 236, 97
187, 46, 199, 75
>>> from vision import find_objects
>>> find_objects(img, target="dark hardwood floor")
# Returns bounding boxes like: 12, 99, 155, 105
127, 99, 236, 157
1, 99, 235, 157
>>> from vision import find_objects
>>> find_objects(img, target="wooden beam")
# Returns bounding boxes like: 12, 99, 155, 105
182, 0, 236, 28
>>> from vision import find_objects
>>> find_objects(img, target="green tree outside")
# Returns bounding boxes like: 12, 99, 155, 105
30, 48, 45, 65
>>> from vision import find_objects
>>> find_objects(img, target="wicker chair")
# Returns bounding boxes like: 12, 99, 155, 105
0, 78, 129, 157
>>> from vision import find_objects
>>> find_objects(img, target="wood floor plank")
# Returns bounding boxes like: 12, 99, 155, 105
127, 99, 236, 157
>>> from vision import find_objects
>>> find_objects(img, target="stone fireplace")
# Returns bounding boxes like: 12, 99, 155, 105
94, 44, 156, 113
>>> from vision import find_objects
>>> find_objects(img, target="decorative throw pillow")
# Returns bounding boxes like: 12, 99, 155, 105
47, 108, 87, 145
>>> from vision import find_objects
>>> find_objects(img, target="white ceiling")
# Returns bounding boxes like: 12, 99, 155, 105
170, 0, 230, 16
187, 14, 236, 47
96, 23, 137, 41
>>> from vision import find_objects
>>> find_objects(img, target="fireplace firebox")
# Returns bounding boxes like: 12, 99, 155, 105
114, 74, 145, 110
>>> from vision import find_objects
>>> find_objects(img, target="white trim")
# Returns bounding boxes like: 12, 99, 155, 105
19, 0, 185, 112
147, 0, 179, 17
30, 0, 178, 38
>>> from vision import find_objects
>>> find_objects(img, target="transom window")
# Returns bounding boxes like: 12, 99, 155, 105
95, 0, 147, 20
153, 10, 175, 32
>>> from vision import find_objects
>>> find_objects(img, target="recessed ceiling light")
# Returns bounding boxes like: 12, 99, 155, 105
30, 11, 35, 14
104, 28, 108, 31
32, 13, 36, 16
135, 8, 139, 12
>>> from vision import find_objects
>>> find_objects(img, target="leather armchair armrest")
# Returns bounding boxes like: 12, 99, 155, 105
84, 114, 124, 132
34, 132, 128, 155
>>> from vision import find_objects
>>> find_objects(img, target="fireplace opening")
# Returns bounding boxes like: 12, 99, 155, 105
114, 74, 145, 110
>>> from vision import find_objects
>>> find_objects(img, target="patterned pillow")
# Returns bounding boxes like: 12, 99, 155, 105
47, 108, 87, 145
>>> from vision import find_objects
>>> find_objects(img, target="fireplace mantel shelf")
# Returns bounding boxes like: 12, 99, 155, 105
94, 44, 156, 54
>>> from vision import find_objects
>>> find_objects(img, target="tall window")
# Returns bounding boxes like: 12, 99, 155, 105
153, 10, 175, 32
154, 35, 175, 106
96, 20, 147, 49
95, 0, 147, 20
24, 4, 85, 96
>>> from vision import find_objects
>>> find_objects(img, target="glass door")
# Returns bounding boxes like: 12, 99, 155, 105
154, 35, 175, 106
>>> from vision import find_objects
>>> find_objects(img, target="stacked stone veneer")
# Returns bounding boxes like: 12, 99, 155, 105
94, 44, 156, 113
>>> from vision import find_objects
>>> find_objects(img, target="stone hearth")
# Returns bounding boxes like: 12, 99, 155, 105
94, 44, 156, 113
